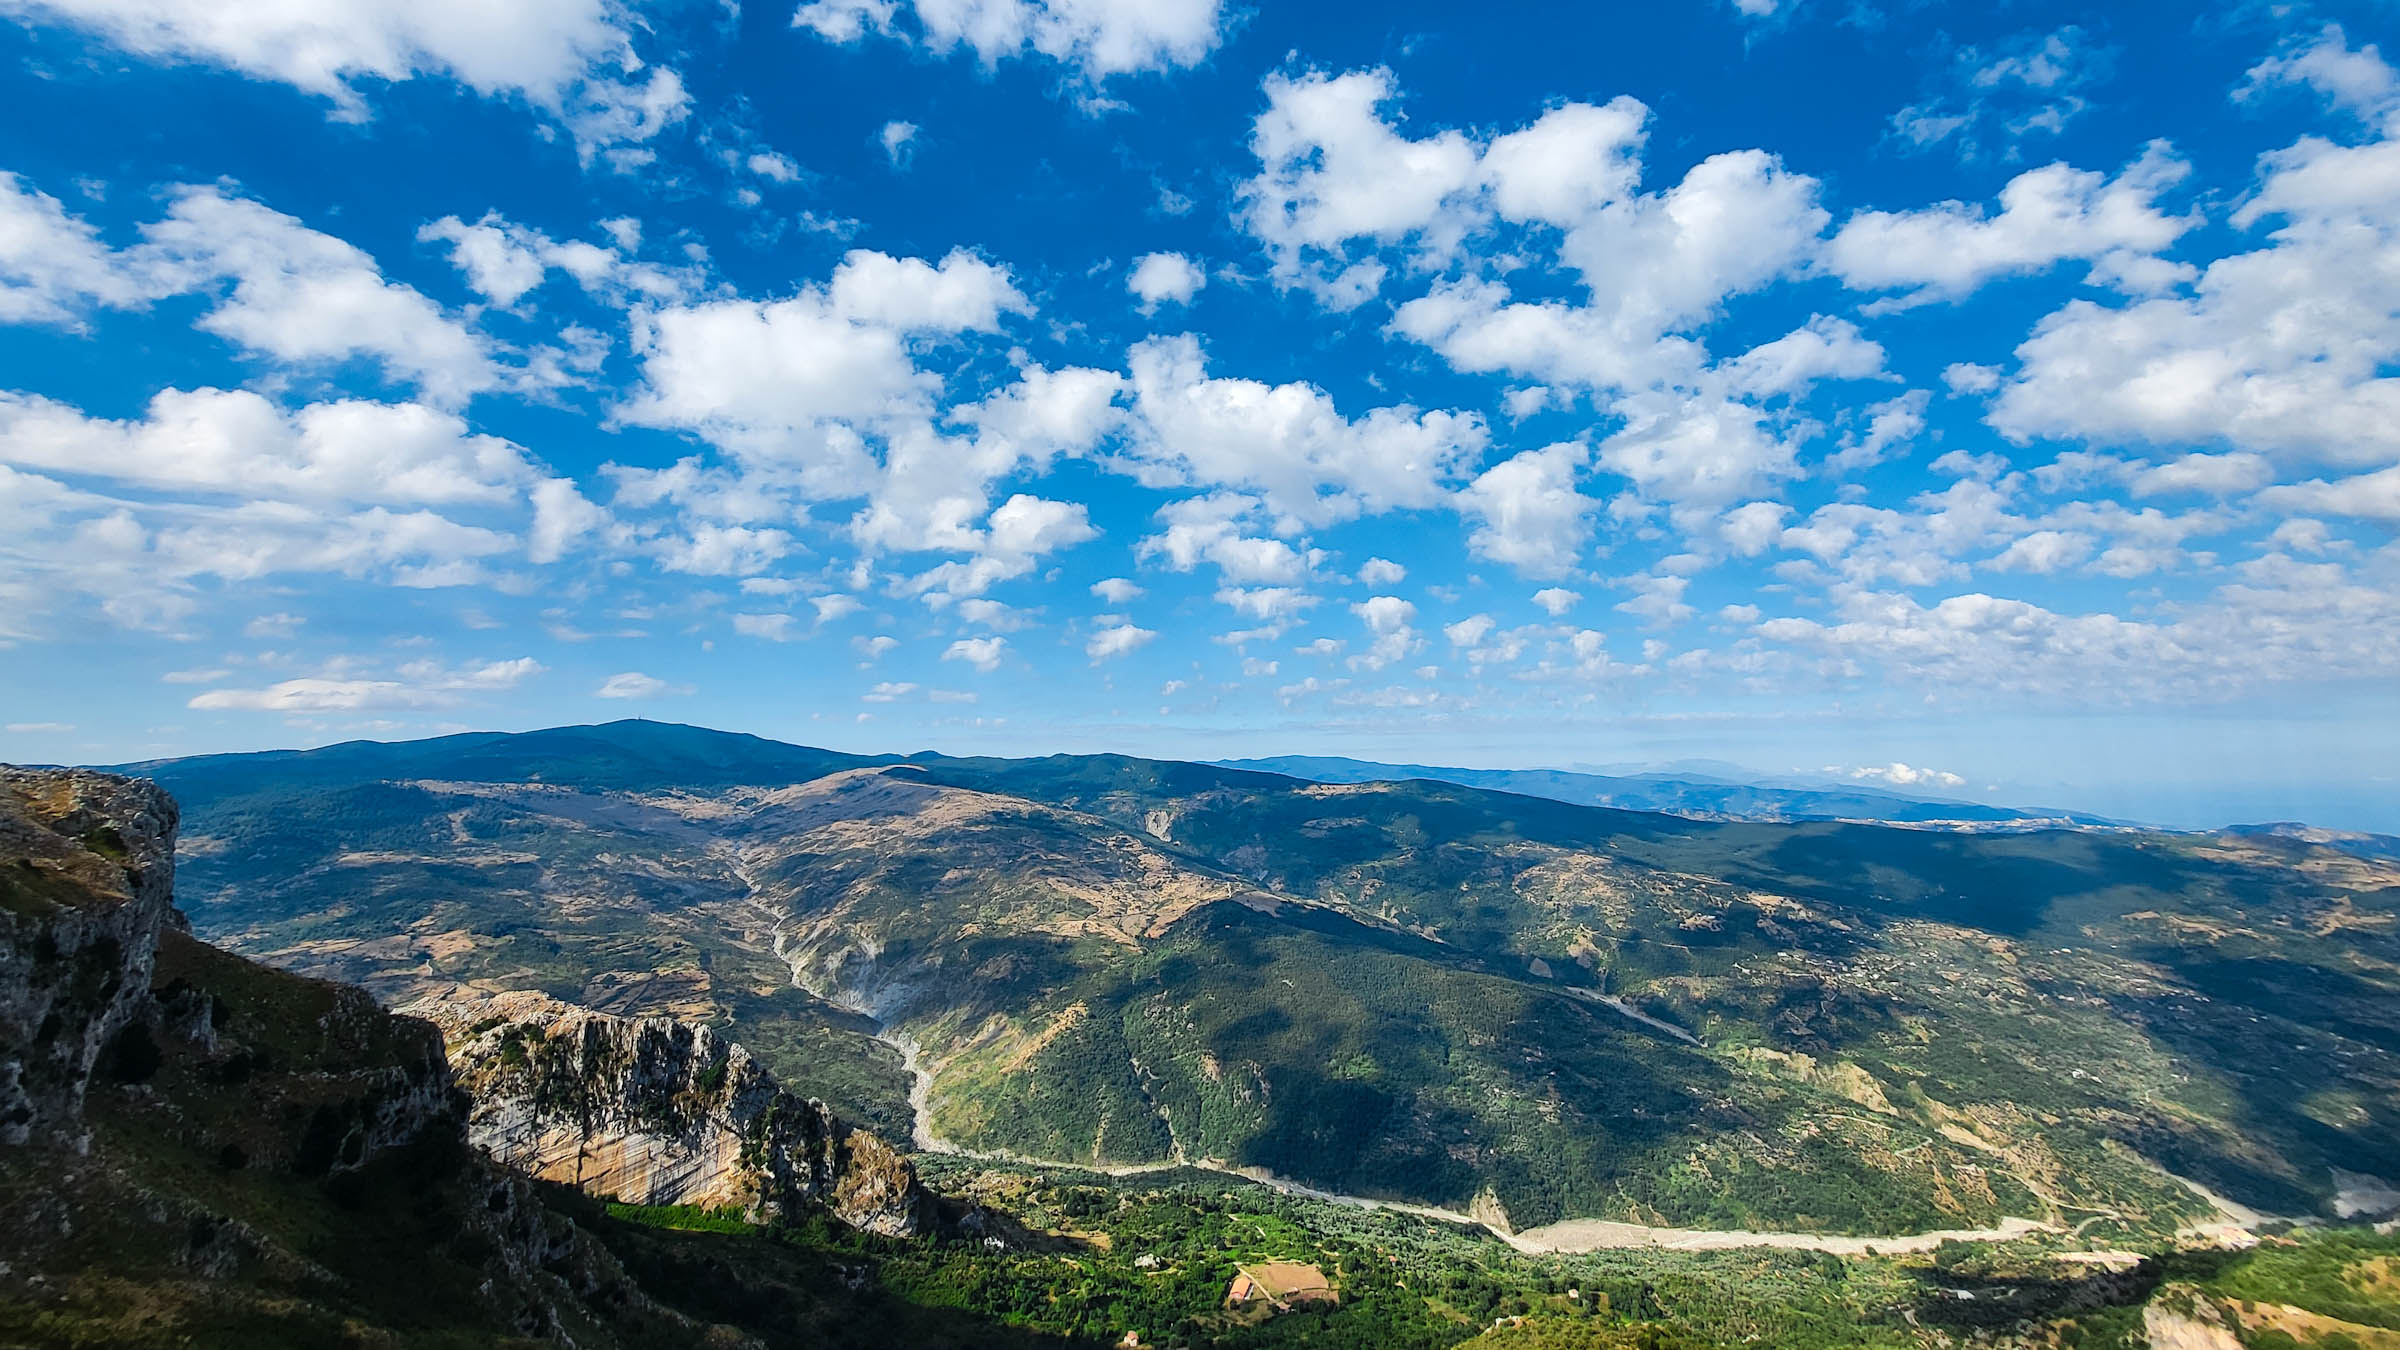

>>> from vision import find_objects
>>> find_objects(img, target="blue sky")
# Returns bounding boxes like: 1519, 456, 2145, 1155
1, 0, 2397, 829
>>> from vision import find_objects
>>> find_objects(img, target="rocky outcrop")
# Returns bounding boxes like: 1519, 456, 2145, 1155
415, 989, 932, 1238
0, 768, 733, 1348
0, 767, 180, 1149
2142, 1292, 2244, 1350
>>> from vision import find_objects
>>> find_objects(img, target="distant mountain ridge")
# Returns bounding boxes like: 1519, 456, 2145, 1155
114, 719, 887, 803
116, 722, 2099, 827
1212, 754, 2119, 828
2223, 822, 2400, 863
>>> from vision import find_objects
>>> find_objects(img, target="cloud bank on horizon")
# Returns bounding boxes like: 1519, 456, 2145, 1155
0, 0, 2395, 827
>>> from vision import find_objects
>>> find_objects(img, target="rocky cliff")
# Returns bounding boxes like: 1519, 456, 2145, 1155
0, 767, 179, 1149
414, 989, 932, 1238
0, 768, 734, 1348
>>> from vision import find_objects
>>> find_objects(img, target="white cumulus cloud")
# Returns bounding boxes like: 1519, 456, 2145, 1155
794, 0, 1228, 84
189, 657, 543, 712
595, 671, 688, 698
1127, 251, 1205, 312
943, 635, 1008, 671
0, 0, 684, 157
1086, 621, 1156, 660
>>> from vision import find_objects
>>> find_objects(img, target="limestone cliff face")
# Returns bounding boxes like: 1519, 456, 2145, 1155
0, 767, 180, 1149
0, 768, 724, 1348
416, 989, 931, 1238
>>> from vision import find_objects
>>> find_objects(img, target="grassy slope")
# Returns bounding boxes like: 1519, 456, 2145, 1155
928, 901, 2034, 1233
2199, 1227, 2400, 1335
0, 921, 689, 1350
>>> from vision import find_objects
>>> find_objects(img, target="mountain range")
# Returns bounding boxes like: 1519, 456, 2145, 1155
111, 719, 2399, 1240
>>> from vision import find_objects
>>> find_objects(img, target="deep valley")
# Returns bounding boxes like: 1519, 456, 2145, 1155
6, 727, 2400, 1348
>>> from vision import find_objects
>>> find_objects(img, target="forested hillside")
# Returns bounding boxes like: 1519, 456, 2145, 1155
131, 722, 2400, 1237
